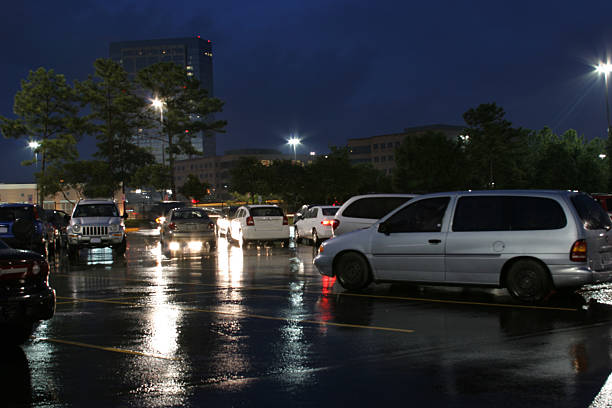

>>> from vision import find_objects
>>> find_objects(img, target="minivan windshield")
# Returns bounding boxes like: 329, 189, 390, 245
572, 194, 612, 230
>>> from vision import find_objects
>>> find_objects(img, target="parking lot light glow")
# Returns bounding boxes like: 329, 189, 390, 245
169, 242, 180, 251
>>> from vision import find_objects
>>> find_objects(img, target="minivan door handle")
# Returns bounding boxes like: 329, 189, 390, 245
428, 239, 442, 244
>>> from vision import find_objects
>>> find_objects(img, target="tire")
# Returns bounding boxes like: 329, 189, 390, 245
295, 229, 302, 244
281, 239, 290, 248
114, 238, 127, 256
312, 229, 319, 247
12, 218, 35, 242
336, 252, 372, 290
506, 259, 553, 303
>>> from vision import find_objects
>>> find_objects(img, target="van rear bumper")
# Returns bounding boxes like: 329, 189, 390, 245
549, 265, 612, 288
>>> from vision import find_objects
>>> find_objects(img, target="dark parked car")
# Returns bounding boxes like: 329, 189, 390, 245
0, 239, 55, 344
0, 204, 55, 256
44, 209, 71, 250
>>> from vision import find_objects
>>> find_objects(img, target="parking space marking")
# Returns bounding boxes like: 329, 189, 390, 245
37, 337, 179, 360
55, 295, 415, 334
53, 272, 579, 312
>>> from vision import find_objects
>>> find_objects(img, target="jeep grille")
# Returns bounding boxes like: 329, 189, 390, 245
82, 225, 108, 236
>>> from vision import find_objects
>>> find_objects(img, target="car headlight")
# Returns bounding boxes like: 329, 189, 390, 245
109, 224, 120, 233
72, 224, 81, 233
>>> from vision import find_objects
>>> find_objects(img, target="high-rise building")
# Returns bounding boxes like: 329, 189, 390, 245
109, 36, 216, 161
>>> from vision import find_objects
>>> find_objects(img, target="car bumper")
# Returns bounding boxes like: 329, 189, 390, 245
314, 254, 334, 277
550, 264, 612, 288
68, 234, 124, 247
243, 229, 290, 241
0, 286, 56, 324
167, 232, 216, 242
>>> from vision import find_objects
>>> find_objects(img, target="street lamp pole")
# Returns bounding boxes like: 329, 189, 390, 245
596, 62, 612, 190
151, 97, 165, 165
28, 141, 40, 205
288, 136, 300, 162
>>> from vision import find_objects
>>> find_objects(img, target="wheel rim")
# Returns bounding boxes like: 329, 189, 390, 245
511, 269, 540, 298
342, 260, 365, 286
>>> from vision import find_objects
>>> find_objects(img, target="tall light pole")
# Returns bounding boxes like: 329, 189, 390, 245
288, 136, 300, 161
151, 97, 166, 165
28, 141, 40, 205
596, 62, 612, 190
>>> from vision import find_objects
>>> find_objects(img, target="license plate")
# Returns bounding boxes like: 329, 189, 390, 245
0, 226, 7, 233
91, 237, 102, 244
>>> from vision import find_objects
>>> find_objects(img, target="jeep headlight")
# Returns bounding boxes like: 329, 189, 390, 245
72, 224, 81, 233
109, 224, 120, 233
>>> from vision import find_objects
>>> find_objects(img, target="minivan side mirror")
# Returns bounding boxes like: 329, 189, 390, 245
378, 222, 391, 235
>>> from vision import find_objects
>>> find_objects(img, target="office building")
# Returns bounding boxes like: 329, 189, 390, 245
109, 36, 216, 161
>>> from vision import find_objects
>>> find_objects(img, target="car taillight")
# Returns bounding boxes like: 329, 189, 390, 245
321, 219, 339, 229
33, 207, 40, 220
208, 222, 215, 230
246, 216, 254, 226
570, 239, 587, 262
283, 215, 288, 225
169, 222, 177, 230
331, 219, 340, 231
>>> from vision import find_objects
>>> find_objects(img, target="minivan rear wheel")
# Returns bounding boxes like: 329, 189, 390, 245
506, 260, 553, 303
336, 252, 372, 290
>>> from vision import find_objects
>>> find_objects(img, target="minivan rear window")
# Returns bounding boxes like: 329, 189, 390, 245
0, 206, 33, 222
453, 196, 567, 231
571, 194, 612, 230
321, 208, 339, 216
342, 197, 412, 219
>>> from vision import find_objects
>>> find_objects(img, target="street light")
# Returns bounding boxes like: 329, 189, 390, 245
28, 140, 40, 205
596, 62, 612, 189
151, 97, 166, 165
288, 136, 300, 161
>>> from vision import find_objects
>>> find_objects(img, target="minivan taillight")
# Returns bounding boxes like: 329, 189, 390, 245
168, 222, 177, 230
322, 219, 339, 229
570, 239, 587, 262
246, 216, 254, 226
283, 215, 288, 225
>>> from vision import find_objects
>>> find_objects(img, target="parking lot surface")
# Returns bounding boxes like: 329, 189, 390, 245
3, 230, 612, 407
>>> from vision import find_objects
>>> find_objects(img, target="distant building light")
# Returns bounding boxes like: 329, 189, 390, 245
309, 152, 316, 156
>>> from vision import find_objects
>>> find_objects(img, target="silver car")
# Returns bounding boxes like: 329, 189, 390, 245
314, 190, 612, 303
160, 207, 216, 257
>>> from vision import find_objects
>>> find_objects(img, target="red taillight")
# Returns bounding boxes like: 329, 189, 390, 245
33, 207, 40, 220
321, 219, 339, 229
246, 216, 254, 226
208, 222, 215, 230
283, 215, 288, 225
169, 222, 177, 230
570, 239, 587, 262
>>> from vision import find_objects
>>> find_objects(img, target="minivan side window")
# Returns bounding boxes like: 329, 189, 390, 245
452, 196, 567, 232
384, 197, 450, 233
342, 197, 412, 219
572, 194, 612, 230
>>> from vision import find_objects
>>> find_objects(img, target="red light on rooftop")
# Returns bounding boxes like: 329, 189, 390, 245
185, 129, 189, 133
197, 35, 201, 38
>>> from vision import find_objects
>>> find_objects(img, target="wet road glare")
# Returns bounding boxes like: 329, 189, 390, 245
4, 229, 612, 407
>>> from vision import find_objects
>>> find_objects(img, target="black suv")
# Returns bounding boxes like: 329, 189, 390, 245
0, 204, 55, 256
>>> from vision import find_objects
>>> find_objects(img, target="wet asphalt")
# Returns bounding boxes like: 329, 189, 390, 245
3, 229, 612, 407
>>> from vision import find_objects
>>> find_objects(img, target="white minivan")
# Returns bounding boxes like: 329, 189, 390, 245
332, 194, 417, 236
315, 190, 612, 303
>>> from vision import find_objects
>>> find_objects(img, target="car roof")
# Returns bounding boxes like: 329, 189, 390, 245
0, 203, 36, 207
77, 199, 117, 205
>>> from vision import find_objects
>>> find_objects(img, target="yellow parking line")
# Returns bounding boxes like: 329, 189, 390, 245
37, 337, 179, 360
52, 273, 578, 312
55, 296, 415, 334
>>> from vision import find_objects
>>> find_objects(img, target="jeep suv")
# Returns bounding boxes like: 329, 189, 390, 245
67, 199, 127, 258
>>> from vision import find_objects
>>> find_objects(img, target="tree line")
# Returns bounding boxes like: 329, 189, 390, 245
0, 60, 226, 203
228, 103, 609, 211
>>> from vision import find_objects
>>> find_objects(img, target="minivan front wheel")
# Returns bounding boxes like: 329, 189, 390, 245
336, 252, 372, 290
506, 260, 553, 303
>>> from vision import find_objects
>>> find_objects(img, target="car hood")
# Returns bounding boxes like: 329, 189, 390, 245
0, 248, 45, 261
71, 217, 121, 225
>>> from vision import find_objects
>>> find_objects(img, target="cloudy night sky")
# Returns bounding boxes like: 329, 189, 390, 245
1, 0, 612, 182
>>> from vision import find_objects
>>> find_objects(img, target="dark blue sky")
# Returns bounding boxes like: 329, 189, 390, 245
2, 0, 612, 182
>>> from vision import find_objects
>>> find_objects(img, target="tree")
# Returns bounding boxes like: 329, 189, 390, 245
132, 164, 173, 197
0, 67, 81, 204
136, 62, 226, 198
229, 157, 269, 203
76, 59, 155, 197
462, 103, 530, 189
179, 174, 210, 203
393, 131, 467, 193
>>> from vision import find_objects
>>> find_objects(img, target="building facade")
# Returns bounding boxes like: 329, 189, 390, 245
109, 36, 216, 161
347, 124, 465, 175
174, 149, 315, 193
